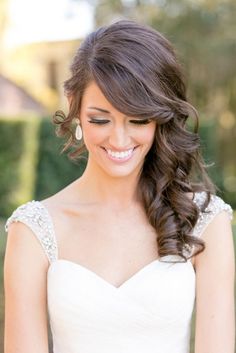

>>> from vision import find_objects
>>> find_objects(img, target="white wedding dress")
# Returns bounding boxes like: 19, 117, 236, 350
5, 191, 233, 353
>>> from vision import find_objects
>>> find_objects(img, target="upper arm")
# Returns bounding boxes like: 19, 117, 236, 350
194, 210, 235, 353
4, 221, 50, 353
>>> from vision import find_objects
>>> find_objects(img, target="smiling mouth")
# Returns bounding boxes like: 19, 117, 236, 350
102, 146, 139, 160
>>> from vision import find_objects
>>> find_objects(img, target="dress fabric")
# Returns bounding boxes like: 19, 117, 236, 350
5, 191, 233, 353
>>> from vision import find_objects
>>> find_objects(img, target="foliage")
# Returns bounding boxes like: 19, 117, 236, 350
34, 117, 87, 201
0, 115, 87, 217
0, 115, 40, 217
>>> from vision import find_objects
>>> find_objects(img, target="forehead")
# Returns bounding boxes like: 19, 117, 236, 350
81, 81, 114, 111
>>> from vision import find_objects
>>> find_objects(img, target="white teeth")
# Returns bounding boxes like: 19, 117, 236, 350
106, 148, 133, 159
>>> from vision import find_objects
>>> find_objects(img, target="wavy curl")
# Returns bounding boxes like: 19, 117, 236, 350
53, 20, 216, 261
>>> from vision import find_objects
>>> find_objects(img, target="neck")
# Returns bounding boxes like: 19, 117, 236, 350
74, 157, 142, 209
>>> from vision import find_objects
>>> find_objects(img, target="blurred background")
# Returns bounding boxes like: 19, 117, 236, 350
0, 0, 235, 351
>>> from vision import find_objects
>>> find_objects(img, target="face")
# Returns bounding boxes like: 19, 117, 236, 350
78, 81, 156, 178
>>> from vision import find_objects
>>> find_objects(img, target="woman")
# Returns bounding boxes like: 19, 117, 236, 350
4, 20, 235, 353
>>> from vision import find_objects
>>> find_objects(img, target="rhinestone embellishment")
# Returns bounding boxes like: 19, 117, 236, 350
5, 200, 58, 263
4, 192, 233, 264
192, 192, 233, 238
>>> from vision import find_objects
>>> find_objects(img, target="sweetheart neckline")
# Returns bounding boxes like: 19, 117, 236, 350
47, 257, 194, 290
48, 258, 161, 289
38, 200, 195, 290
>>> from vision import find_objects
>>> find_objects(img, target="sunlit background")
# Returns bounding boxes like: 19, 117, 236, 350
0, 0, 235, 351
5, 0, 93, 47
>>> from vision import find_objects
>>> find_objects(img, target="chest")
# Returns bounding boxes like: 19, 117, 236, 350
53, 205, 159, 287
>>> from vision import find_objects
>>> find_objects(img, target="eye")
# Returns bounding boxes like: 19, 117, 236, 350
129, 119, 151, 125
87, 118, 110, 124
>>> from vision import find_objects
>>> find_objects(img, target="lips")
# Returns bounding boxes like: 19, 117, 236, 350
101, 146, 138, 162
108, 148, 133, 158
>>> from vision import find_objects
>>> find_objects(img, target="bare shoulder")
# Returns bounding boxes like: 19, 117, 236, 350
38, 181, 99, 253
40, 177, 85, 212
194, 208, 234, 271
39, 176, 102, 218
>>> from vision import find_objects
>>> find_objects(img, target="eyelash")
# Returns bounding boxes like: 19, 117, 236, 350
87, 118, 151, 125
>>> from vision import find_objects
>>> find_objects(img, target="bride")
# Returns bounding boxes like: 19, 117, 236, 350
4, 19, 235, 353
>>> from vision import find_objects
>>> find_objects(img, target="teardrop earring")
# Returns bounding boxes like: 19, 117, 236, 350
75, 119, 83, 140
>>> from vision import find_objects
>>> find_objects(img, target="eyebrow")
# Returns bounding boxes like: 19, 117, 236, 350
88, 106, 111, 114
87, 106, 149, 120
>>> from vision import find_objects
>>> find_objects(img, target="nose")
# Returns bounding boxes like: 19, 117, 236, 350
108, 124, 132, 150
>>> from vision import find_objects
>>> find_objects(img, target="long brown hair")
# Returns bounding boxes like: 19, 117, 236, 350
53, 20, 216, 261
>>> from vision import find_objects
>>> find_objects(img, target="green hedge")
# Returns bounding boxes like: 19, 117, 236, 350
0, 115, 39, 217
34, 117, 87, 200
199, 118, 224, 189
199, 118, 236, 208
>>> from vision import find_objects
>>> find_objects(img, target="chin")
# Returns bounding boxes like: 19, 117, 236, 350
100, 162, 143, 179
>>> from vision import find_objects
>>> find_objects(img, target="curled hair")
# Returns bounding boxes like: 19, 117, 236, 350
53, 20, 216, 261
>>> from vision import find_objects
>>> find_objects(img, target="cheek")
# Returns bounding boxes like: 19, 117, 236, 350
138, 125, 156, 146
82, 125, 107, 147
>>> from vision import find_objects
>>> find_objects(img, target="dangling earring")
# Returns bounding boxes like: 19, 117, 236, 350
75, 118, 83, 140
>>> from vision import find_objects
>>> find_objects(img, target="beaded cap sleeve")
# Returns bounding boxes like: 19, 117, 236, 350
5, 200, 58, 264
192, 191, 233, 238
